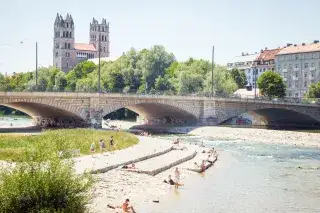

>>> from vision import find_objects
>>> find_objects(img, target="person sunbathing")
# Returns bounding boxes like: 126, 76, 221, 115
122, 163, 136, 169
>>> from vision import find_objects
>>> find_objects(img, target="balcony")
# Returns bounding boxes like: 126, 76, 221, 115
282, 69, 288, 72
309, 76, 315, 80
292, 76, 299, 81
310, 67, 316, 71
293, 68, 300, 71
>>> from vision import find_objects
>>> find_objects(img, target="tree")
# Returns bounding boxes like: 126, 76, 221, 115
257, 70, 286, 98
230, 68, 246, 88
204, 66, 238, 97
305, 82, 320, 98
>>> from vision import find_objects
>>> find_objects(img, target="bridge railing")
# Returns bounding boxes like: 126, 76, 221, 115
0, 89, 320, 106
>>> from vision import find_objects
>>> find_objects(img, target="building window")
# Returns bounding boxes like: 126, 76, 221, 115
67, 23, 69, 28
278, 64, 281, 70
67, 63, 69, 68
311, 72, 315, 77
284, 64, 287, 69
68, 43, 71, 49
103, 47, 106, 52
295, 64, 299, 68
295, 55, 299, 60
304, 63, 309, 68
304, 73, 307, 78
65, 43, 67, 49
70, 32, 72, 38
295, 72, 298, 77
311, 63, 315, 67
55, 52, 58, 57
289, 64, 292, 69
304, 81, 307, 87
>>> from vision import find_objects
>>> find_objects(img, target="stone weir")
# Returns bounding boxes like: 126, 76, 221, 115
122, 148, 197, 176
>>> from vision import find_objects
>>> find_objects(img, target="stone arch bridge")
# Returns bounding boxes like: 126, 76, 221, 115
0, 92, 320, 128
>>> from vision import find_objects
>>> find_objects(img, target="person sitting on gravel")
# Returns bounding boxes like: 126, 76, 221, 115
173, 138, 180, 145
122, 198, 135, 213
201, 160, 206, 172
122, 163, 136, 169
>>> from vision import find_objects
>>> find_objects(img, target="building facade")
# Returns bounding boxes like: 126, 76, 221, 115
275, 41, 320, 97
53, 13, 110, 72
227, 53, 260, 87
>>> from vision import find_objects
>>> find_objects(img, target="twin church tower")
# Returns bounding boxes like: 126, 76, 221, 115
53, 13, 110, 72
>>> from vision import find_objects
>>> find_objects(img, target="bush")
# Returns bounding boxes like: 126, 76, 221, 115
0, 143, 93, 213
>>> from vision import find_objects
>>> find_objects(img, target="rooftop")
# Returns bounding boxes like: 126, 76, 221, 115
255, 48, 283, 61
277, 42, 320, 55
74, 43, 96, 52
228, 53, 260, 64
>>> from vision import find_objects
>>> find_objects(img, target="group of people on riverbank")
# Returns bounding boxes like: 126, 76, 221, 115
90, 135, 115, 156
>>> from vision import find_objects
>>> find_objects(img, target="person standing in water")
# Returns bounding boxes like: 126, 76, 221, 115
174, 167, 181, 189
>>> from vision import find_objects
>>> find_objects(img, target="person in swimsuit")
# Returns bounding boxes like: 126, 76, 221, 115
109, 136, 115, 154
99, 139, 106, 154
174, 167, 180, 188
90, 142, 95, 156
122, 198, 135, 213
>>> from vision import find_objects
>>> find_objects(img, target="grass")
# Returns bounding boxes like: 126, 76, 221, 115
0, 129, 139, 161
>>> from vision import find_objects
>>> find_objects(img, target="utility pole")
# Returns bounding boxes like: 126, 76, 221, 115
254, 68, 257, 99
211, 46, 214, 97
98, 34, 101, 93
36, 42, 38, 87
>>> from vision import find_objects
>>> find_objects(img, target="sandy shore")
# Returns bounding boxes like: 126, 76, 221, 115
88, 139, 209, 213
190, 126, 320, 148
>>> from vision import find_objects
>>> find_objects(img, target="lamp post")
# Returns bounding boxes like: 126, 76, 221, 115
211, 46, 214, 97
254, 67, 257, 99
98, 34, 101, 94
35, 42, 38, 87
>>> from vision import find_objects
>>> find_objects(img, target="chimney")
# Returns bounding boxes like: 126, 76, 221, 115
286, 43, 292, 47
294, 44, 297, 47
242, 52, 245, 56
302, 43, 306, 46
255, 52, 257, 54
314, 40, 319, 44
260, 49, 264, 53
265, 47, 268, 50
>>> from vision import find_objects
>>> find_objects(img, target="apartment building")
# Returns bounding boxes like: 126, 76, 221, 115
275, 41, 320, 97
227, 53, 260, 87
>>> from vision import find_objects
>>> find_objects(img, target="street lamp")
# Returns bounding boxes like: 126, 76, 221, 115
98, 34, 101, 93
211, 46, 214, 97
254, 68, 257, 99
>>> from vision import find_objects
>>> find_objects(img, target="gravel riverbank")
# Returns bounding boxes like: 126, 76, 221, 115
190, 126, 320, 148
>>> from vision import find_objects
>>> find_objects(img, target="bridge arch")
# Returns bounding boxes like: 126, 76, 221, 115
0, 99, 87, 128
101, 99, 200, 125
218, 107, 320, 127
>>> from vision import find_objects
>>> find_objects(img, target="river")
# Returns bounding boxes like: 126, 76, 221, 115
144, 135, 320, 213
1, 118, 320, 212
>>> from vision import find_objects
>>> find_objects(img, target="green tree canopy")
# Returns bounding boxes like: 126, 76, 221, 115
257, 70, 286, 99
230, 68, 246, 88
305, 82, 320, 98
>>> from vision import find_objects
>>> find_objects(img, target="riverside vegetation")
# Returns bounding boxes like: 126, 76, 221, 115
0, 129, 139, 213
0, 129, 139, 161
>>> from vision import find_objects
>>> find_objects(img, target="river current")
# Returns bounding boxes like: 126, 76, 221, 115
144, 135, 320, 213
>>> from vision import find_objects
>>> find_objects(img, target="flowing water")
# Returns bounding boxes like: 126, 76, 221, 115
144, 135, 320, 213
0, 116, 33, 127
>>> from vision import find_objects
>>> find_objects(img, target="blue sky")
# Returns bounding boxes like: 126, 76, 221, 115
0, 0, 319, 74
